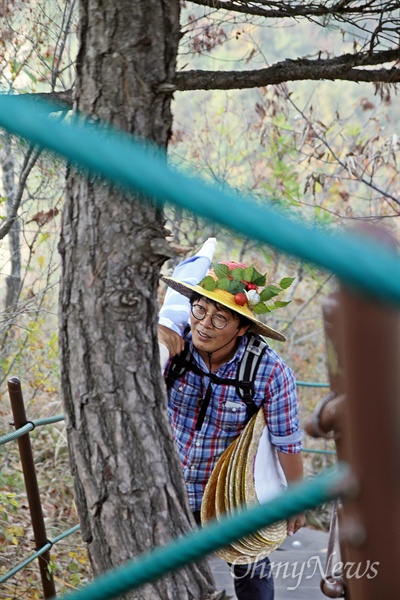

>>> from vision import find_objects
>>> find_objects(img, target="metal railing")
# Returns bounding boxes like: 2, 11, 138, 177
0, 377, 336, 596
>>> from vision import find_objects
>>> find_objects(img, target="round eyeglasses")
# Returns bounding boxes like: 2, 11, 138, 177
191, 303, 229, 330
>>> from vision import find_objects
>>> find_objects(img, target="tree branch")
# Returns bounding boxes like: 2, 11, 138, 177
189, 0, 400, 21
174, 65, 399, 91
8, 47, 399, 108
8, 89, 73, 110
173, 48, 400, 90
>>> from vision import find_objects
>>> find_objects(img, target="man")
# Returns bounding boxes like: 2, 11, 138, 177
158, 249, 304, 600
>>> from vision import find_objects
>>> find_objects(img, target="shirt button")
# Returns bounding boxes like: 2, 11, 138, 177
232, 408, 237, 412
178, 386, 183, 391
191, 466, 196, 470
196, 442, 201, 447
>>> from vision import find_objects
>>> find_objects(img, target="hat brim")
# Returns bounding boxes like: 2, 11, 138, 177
161, 276, 286, 342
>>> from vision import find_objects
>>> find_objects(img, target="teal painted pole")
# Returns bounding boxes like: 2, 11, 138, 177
296, 381, 330, 388
0, 415, 65, 446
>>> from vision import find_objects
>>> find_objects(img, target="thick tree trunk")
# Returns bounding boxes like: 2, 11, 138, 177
59, 2, 217, 598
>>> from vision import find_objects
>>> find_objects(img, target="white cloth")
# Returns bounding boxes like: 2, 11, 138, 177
254, 426, 287, 503
159, 238, 218, 370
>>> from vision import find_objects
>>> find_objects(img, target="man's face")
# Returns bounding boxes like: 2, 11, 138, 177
190, 297, 249, 356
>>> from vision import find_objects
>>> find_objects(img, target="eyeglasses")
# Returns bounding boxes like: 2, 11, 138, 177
191, 303, 230, 330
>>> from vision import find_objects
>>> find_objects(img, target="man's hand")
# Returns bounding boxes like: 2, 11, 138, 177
287, 513, 306, 536
158, 324, 185, 357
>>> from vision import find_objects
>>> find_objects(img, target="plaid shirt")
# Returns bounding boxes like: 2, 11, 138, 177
165, 332, 302, 511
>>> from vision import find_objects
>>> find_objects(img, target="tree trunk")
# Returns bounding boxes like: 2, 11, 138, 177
59, 1, 217, 598
1, 135, 21, 313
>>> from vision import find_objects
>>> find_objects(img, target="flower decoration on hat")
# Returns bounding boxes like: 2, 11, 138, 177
199, 262, 294, 314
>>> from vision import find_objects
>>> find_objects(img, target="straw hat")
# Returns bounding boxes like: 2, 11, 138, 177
200, 409, 288, 563
162, 261, 291, 342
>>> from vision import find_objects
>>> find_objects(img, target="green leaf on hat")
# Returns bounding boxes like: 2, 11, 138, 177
213, 263, 229, 278
279, 277, 295, 289
252, 268, 267, 286
229, 280, 246, 294
233, 280, 246, 294
201, 276, 217, 291
231, 267, 244, 281
216, 277, 231, 290
242, 266, 254, 282
260, 285, 282, 301
253, 301, 270, 314
273, 300, 291, 308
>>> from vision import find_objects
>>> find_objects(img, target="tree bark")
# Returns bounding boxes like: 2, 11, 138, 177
0, 135, 21, 311
59, 2, 217, 598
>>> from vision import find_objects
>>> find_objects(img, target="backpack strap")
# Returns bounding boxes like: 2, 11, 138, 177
166, 332, 269, 428
236, 333, 269, 419
165, 339, 192, 390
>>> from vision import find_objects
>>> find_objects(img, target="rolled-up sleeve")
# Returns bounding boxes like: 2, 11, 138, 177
263, 359, 302, 454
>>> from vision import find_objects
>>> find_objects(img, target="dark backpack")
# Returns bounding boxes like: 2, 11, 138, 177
165, 332, 269, 431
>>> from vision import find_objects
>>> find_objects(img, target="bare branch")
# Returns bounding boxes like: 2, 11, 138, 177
175, 66, 400, 90
51, 0, 77, 90
173, 48, 400, 91
7, 45, 399, 111
0, 145, 42, 240
282, 274, 333, 334
8, 89, 73, 110
189, 0, 400, 21
282, 89, 400, 209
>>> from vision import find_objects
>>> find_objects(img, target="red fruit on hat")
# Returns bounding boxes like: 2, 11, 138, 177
246, 282, 257, 290
234, 292, 247, 306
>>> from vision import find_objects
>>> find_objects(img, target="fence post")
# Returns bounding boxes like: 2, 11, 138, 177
7, 377, 57, 599
338, 276, 400, 598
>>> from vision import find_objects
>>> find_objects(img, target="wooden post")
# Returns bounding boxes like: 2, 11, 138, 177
8, 377, 56, 599
308, 258, 400, 599
338, 277, 400, 598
